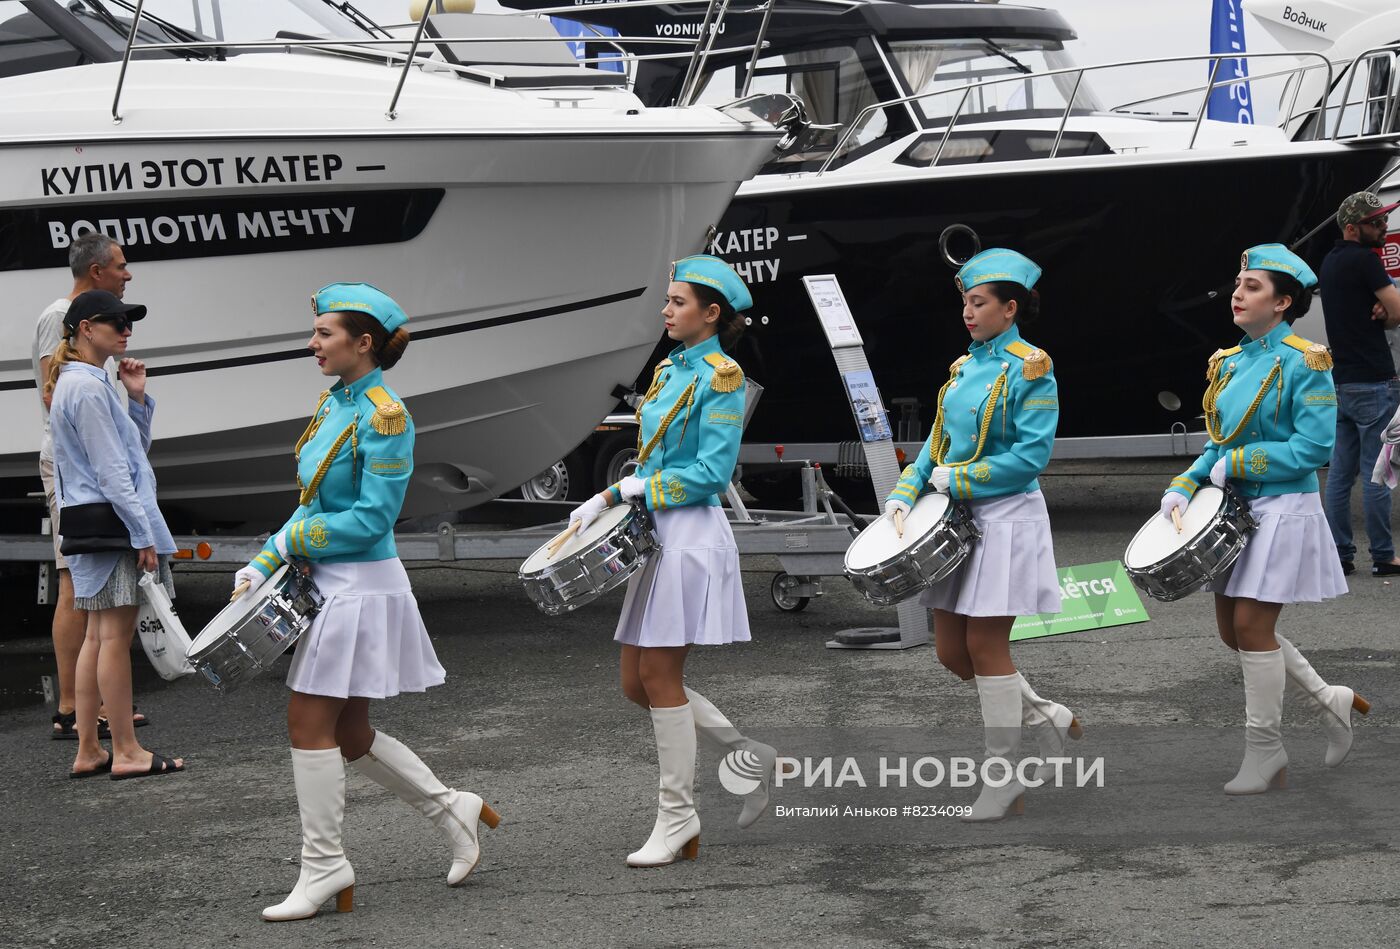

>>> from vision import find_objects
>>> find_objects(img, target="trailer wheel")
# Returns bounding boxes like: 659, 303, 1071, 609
592, 430, 639, 488
519, 453, 590, 502
770, 572, 810, 612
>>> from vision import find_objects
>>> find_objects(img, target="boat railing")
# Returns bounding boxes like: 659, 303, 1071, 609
108, 0, 851, 122
814, 49, 1362, 176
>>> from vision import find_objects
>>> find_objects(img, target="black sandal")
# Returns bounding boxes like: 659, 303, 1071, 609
51, 711, 77, 740
69, 751, 114, 780
111, 752, 185, 781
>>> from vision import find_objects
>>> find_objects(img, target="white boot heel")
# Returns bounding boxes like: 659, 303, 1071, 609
684, 687, 776, 829
1017, 674, 1083, 782
263, 748, 356, 922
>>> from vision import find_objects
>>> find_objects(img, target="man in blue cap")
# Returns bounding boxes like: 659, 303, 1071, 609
1319, 191, 1400, 576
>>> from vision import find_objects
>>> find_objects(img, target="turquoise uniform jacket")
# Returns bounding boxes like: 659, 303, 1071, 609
251, 367, 413, 578
888, 324, 1059, 504
616, 334, 744, 510
1168, 321, 1337, 501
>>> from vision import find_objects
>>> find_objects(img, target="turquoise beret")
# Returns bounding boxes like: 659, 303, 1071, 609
313, 282, 408, 333
671, 255, 752, 312
1240, 244, 1318, 289
955, 248, 1042, 293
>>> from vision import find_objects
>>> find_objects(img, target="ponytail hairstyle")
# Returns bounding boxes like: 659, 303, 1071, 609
1261, 271, 1315, 324
43, 337, 81, 398
336, 310, 411, 370
983, 281, 1041, 324
689, 282, 747, 350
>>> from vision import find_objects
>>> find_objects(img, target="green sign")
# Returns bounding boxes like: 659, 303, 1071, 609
1011, 560, 1149, 641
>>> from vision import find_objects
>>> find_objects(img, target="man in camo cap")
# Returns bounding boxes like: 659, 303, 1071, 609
1320, 191, 1400, 576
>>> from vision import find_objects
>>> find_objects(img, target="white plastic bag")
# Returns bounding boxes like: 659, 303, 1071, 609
137, 571, 195, 680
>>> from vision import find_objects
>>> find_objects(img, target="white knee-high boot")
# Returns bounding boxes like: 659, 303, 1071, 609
627, 704, 701, 867
963, 674, 1026, 822
262, 748, 356, 922
684, 686, 776, 829
1224, 649, 1289, 795
348, 731, 500, 887
1017, 673, 1083, 781
1276, 634, 1370, 768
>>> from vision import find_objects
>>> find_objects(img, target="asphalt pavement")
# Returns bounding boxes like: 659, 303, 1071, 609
3, 467, 1398, 949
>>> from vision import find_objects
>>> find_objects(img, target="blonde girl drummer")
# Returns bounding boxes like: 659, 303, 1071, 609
884, 248, 1075, 822
568, 255, 776, 866
1160, 245, 1364, 795
235, 284, 499, 922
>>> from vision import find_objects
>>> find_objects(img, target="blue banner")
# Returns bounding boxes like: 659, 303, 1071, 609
550, 17, 624, 73
1207, 0, 1253, 124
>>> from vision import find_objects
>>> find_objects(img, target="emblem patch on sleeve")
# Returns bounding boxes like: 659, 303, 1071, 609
369, 456, 409, 474
306, 517, 330, 549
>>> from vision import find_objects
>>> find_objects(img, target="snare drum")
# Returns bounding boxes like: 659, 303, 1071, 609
186, 565, 324, 692
844, 493, 981, 606
519, 502, 660, 616
1124, 486, 1258, 602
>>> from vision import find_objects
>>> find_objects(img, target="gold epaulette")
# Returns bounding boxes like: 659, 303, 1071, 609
1004, 339, 1052, 380
950, 354, 971, 373
364, 385, 408, 436
1207, 346, 1242, 381
702, 352, 744, 393
1283, 334, 1333, 371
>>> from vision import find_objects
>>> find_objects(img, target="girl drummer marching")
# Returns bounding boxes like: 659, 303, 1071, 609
1160, 245, 1365, 794
568, 255, 776, 866
884, 248, 1077, 822
234, 283, 499, 922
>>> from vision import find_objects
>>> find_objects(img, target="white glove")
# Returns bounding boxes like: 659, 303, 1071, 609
1210, 457, 1228, 487
929, 467, 952, 493
884, 497, 911, 519
618, 475, 646, 501
273, 531, 288, 560
233, 564, 262, 597
569, 493, 609, 533
1160, 492, 1188, 523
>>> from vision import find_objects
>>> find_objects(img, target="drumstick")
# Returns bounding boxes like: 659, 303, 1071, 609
1171, 507, 1184, 535
893, 507, 905, 539
546, 522, 581, 559
230, 580, 251, 602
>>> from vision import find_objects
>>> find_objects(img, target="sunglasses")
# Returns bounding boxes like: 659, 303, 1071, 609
89, 314, 134, 333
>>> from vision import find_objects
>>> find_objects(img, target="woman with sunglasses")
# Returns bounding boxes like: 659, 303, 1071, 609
1161, 245, 1360, 794
46, 289, 184, 781
236, 283, 498, 922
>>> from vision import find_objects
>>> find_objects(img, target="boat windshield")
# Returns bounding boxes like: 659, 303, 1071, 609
889, 38, 1105, 126
0, 0, 380, 79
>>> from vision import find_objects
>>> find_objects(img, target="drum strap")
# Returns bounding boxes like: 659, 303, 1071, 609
930, 371, 1007, 466
1203, 364, 1280, 444
636, 381, 698, 466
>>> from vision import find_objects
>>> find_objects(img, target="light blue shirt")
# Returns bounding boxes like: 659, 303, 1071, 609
49, 361, 175, 598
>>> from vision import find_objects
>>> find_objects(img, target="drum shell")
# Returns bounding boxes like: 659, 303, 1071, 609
519, 505, 660, 616
1124, 489, 1258, 602
187, 567, 324, 693
845, 503, 981, 607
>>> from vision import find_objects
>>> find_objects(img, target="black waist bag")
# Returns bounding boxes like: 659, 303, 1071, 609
59, 502, 131, 555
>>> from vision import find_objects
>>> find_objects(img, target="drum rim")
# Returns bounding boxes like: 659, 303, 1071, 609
1123, 486, 1233, 572
519, 503, 644, 577
189, 564, 291, 654
844, 494, 955, 573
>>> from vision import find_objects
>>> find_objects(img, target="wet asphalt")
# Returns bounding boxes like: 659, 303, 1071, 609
3, 465, 1398, 949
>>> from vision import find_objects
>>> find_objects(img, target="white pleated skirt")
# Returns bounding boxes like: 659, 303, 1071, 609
287, 558, 446, 699
920, 489, 1062, 617
1209, 491, 1349, 603
614, 505, 752, 647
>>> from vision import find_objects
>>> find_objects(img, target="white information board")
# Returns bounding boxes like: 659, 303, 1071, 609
802, 274, 864, 348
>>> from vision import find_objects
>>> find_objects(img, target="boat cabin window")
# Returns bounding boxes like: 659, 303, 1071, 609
888, 39, 1104, 127
694, 43, 907, 171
